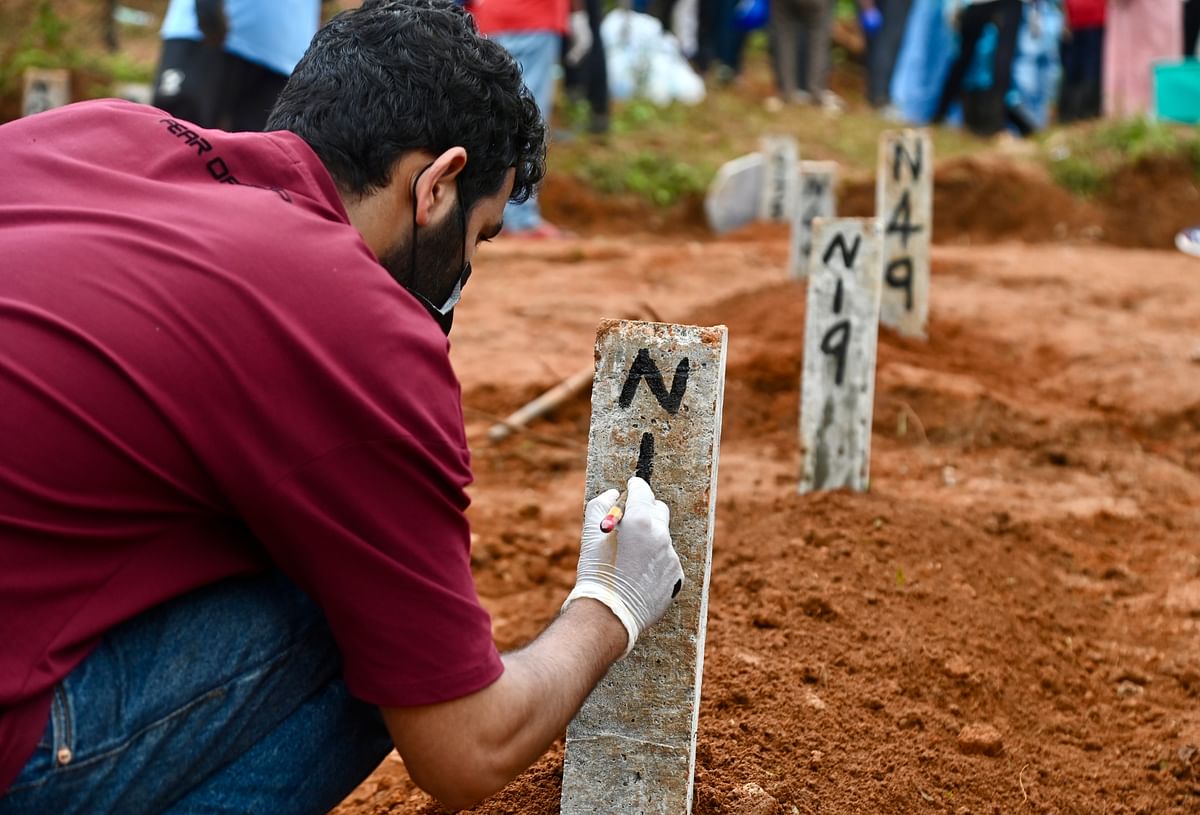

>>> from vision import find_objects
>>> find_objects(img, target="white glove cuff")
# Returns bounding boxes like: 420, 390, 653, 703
562, 584, 640, 659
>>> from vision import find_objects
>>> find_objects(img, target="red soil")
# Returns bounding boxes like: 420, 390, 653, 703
333, 238, 1200, 815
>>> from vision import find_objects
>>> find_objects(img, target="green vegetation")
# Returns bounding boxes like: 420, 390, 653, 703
1044, 117, 1200, 197
550, 55, 978, 210
0, 2, 155, 118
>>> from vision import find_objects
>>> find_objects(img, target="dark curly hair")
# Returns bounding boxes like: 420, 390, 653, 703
266, 0, 546, 210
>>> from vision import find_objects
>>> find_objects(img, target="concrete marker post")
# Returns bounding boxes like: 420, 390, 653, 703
799, 218, 884, 493
877, 129, 933, 337
788, 160, 839, 279
22, 68, 70, 117
757, 136, 800, 223
561, 319, 728, 815
704, 152, 765, 235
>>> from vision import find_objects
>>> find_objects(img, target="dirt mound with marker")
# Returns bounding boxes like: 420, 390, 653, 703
334, 241, 1200, 815
545, 154, 1200, 251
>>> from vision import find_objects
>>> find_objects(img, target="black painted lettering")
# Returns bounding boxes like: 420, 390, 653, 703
833, 278, 845, 315
618, 348, 690, 415
892, 139, 923, 183
822, 233, 861, 271
636, 432, 655, 485
886, 190, 923, 248
885, 257, 914, 311
195, 138, 212, 156
820, 319, 852, 387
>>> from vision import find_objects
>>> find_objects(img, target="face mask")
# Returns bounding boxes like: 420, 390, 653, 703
401, 165, 472, 335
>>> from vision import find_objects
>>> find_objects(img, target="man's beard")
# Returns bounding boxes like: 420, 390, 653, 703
379, 208, 466, 311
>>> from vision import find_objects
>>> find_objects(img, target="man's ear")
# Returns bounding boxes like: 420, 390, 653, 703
413, 147, 468, 227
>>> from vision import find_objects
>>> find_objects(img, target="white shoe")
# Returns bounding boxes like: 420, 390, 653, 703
1177, 227, 1200, 258
818, 91, 845, 114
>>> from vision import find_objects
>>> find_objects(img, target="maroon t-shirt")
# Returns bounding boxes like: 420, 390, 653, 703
0, 100, 503, 793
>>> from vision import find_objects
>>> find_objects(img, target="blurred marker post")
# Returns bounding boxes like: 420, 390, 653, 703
22, 69, 70, 117
704, 153, 765, 235
757, 136, 799, 223
561, 319, 727, 815
788, 160, 839, 279
799, 218, 883, 493
877, 129, 933, 338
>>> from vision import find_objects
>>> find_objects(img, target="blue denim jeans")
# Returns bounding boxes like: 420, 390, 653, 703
491, 31, 560, 233
0, 572, 393, 815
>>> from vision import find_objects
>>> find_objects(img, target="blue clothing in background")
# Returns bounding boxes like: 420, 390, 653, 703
891, 0, 1063, 133
1011, 0, 1064, 129
889, 0, 957, 123
491, 31, 560, 233
162, 0, 320, 77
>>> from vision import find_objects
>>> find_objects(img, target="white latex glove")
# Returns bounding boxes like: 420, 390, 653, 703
562, 477, 684, 658
565, 11, 594, 67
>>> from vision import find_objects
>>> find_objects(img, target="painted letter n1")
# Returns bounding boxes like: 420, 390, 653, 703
799, 218, 883, 494
561, 319, 728, 815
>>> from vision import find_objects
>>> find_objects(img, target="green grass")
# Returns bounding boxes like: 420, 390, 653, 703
550, 52, 979, 210
1043, 117, 1200, 197
0, 2, 155, 116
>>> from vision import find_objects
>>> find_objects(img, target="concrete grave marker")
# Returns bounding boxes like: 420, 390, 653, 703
562, 320, 728, 815
877, 129, 933, 338
757, 136, 799, 223
22, 69, 70, 117
788, 160, 839, 279
704, 152, 764, 235
799, 218, 883, 493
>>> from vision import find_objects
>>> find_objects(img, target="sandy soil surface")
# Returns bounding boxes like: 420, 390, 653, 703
332, 235, 1200, 815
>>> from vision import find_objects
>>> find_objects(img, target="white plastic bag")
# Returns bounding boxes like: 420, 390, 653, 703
600, 9, 706, 105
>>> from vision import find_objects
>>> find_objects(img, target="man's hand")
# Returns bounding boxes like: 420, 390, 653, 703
381, 480, 684, 810
564, 476, 684, 656
195, 0, 228, 48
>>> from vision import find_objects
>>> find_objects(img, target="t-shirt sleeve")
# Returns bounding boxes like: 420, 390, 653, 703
245, 432, 503, 707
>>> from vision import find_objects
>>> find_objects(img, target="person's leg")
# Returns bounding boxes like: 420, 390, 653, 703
223, 54, 290, 132
164, 679, 389, 814
729, 24, 749, 74
1082, 25, 1105, 118
152, 38, 225, 127
491, 31, 560, 233
868, 0, 914, 106
715, 0, 740, 75
802, 0, 835, 96
582, 0, 610, 130
1185, 0, 1200, 57
980, 0, 1023, 135
772, 0, 803, 100
0, 571, 391, 815
1058, 28, 1082, 122
695, 0, 720, 73
933, 2, 989, 122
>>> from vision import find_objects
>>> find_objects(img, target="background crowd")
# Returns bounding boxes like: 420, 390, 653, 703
147, 0, 1200, 238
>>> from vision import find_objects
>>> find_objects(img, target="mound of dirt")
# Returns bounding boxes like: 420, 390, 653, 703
843, 155, 1103, 246
334, 240, 1200, 815
1100, 156, 1200, 249
546, 154, 1200, 251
